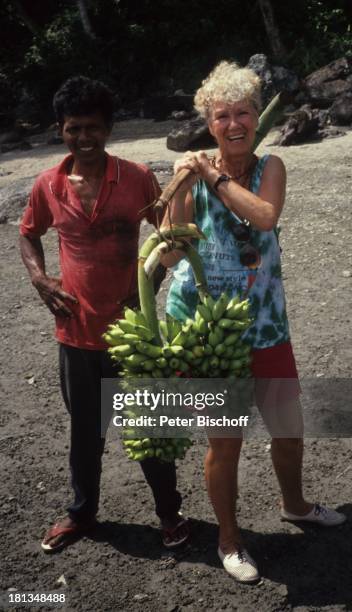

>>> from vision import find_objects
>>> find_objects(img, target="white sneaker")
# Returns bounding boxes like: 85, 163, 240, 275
281, 503, 346, 527
218, 547, 260, 583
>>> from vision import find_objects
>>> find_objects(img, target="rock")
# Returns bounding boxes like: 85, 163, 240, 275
1, 141, 32, 153
247, 54, 300, 108
0, 168, 12, 177
170, 110, 197, 121
329, 92, 352, 125
167, 116, 216, 152
342, 270, 351, 278
318, 126, 346, 139
56, 574, 67, 587
304, 57, 352, 108
133, 593, 149, 602
0, 129, 25, 145
0, 176, 34, 224
273, 105, 320, 145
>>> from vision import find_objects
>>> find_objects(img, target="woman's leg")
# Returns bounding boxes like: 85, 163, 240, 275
205, 436, 243, 553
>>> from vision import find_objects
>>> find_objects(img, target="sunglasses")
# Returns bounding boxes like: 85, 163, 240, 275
232, 222, 261, 269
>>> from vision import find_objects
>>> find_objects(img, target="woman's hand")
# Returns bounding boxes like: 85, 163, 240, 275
174, 150, 219, 192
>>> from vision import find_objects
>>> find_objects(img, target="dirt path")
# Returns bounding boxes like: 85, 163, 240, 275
1, 121, 352, 611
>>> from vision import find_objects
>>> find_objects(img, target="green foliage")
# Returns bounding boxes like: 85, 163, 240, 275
0, 0, 351, 124
285, 0, 352, 74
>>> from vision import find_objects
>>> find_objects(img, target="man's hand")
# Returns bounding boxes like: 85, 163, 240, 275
33, 275, 78, 317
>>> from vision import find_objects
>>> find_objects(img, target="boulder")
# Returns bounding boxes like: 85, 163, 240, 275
1, 141, 32, 153
304, 57, 352, 107
0, 177, 34, 223
0, 129, 25, 145
273, 105, 321, 146
167, 116, 216, 152
247, 54, 300, 108
273, 104, 346, 145
329, 92, 352, 125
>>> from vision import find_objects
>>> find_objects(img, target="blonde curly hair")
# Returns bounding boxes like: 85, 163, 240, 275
194, 60, 262, 119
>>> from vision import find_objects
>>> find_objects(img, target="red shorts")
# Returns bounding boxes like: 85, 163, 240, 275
251, 341, 301, 413
251, 340, 299, 379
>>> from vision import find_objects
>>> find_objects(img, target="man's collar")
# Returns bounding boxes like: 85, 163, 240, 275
50, 152, 119, 197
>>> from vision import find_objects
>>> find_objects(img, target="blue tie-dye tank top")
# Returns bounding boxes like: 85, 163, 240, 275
166, 154, 290, 349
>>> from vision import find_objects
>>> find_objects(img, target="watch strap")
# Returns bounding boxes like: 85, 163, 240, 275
213, 174, 231, 191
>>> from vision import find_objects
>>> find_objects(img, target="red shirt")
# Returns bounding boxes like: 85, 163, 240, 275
20, 153, 162, 349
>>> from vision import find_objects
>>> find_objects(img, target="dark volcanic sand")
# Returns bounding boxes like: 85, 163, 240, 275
1, 121, 352, 611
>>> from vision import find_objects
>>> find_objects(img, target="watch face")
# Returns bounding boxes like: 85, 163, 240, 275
214, 174, 230, 191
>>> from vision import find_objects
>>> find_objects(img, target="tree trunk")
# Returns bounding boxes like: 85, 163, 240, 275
12, 0, 41, 36
76, 0, 96, 40
258, 0, 287, 62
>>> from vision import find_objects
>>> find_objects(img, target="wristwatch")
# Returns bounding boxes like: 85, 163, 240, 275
213, 174, 231, 191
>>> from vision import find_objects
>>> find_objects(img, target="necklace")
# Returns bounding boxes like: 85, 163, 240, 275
211, 154, 257, 182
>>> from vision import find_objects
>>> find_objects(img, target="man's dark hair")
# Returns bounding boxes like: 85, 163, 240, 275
53, 76, 114, 127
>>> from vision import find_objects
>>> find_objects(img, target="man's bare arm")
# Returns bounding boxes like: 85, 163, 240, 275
19, 234, 77, 318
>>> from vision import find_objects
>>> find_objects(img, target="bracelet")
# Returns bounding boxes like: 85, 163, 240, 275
213, 174, 231, 191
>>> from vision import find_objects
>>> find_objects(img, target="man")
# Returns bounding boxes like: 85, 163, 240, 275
19, 76, 189, 551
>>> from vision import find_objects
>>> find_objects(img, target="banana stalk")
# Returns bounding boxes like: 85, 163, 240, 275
138, 225, 208, 344
144, 240, 185, 279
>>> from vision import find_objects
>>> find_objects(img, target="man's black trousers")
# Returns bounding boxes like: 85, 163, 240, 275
59, 343, 182, 522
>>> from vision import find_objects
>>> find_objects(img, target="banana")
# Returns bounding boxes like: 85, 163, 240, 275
201, 292, 216, 311
224, 332, 240, 346
220, 359, 229, 370
177, 359, 189, 373
183, 349, 196, 363
217, 318, 234, 330
230, 359, 243, 370
197, 303, 213, 323
117, 319, 154, 339
156, 356, 168, 369
124, 354, 147, 368
171, 330, 188, 346
204, 344, 213, 356
208, 325, 224, 347
102, 332, 123, 346
209, 355, 219, 369
225, 295, 241, 311
108, 344, 135, 358
166, 314, 183, 341
212, 292, 230, 321
122, 333, 141, 344
226, 300, 250, 320
168, 345, 184, 356
135, 341, 162, 358
208, 330, 219, 347
214, 343, 226, 356
162, 345, 173, 358
194, 311, 208, 334
169, 357, 180, 370
183, 333, 198, 348
193, 345, 205, 358
152, 368, 164, 378
223, 346, 234, 359
200, 357, 210, 375
159, 320, 169, 341
141, 359, 155, 371
230, 319, 252, 331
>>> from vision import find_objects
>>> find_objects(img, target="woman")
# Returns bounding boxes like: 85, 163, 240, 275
163, 61, 345, 583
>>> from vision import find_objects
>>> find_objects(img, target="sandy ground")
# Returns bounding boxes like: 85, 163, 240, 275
1, 120, 352, 612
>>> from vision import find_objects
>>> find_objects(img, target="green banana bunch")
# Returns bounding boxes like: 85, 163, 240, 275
103, 291, 254, 464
